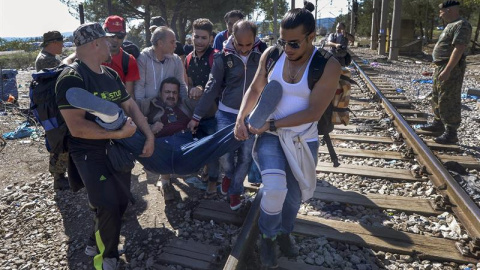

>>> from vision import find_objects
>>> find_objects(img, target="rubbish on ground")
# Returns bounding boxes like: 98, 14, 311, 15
421, 71, 433, 76
2, 121, 36, 140
370, 62, 379, 67
396, 88, 405, 93
461, 93, 478, 100
185, 176, 207, 190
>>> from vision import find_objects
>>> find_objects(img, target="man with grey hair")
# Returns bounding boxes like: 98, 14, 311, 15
134, 25, 188, 197
55, 22, 155, 270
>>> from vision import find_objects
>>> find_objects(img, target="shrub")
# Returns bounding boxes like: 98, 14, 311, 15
0, 51, 37, 70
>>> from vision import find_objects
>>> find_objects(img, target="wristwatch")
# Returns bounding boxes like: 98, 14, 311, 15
269, 120, 277, 132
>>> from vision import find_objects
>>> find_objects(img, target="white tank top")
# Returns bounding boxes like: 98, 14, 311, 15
268, 47, 317, 133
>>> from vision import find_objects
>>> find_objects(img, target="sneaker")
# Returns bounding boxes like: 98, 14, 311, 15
229, 194, 242, 211
84, 245, 97, 257
277, 233, 299, 257
160, 183, 175, 201
103, 257, 119, 270
221, 176, 231, 195
249, 80, 283, 129
260, 236, 278, 268
53, 174, 70, 190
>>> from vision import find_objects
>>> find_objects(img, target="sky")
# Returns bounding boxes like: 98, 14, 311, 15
0, 0, 349, 38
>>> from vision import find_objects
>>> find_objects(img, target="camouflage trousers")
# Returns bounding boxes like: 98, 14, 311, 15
49, 152, 68, 176
431, 60, 466, 129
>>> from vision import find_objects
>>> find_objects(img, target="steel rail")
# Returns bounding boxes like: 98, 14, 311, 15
353, 58, 480, 239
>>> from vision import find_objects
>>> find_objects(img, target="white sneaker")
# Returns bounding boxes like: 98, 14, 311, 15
103, 257, 119, 270
84, 245, 97, 257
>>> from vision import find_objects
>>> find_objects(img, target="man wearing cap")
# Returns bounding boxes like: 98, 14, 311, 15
149, 16, 186, 62
420, 0, 472, 144
55, 23, 154, 270
103, 15, 141, 97
35, 30, 70, 190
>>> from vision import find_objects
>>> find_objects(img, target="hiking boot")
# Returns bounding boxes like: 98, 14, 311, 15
221, 176, 231, 195
260, 236, 278, 268
277, 233, 299, 257
53, 173, 70, 190
103, 257, 119, 270
229, 194, 242, 211
434, 127, 458, 144
420, 120, 445, 133
160, 183, 175, 201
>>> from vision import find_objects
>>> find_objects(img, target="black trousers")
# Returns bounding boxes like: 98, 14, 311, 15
70, 148, 130, 265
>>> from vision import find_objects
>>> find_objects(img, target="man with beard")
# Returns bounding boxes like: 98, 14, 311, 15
184, 18, 220, 198
188, 20, 264, 210
234, 3, 341, 267
102, 15, 140, 96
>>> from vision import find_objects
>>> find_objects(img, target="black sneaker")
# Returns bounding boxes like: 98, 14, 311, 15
260, 236, 278, 268
277, 233, 299, 257
53, 174, 70, 190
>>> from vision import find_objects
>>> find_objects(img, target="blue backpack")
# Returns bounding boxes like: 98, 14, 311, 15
29, 63, 85, 154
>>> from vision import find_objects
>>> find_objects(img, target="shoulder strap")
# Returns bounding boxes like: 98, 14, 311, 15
121, 51, 130, 77
186, 52, 193, 70
307, 49, 331, 90
209, 49, 219, 68
265, 46, 283, 78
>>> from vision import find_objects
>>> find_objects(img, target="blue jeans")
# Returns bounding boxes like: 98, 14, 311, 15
216, 110, 254, 196
196, 117, 219, 181
254, 132, 319, 238
116, 123, 245, 175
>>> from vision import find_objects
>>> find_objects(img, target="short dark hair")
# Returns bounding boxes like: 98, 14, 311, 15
160, 77, 180, 93
232, 20, 257, 37
281, 1, 316, 35
193, 18, 213, 34
337, 22, 346, 29
224, 10, 245, 22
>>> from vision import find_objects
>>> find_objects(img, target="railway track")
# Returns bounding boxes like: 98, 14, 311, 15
147, 51, 480, 270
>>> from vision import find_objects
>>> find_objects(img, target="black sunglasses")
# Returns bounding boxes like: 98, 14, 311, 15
277, 35, 308, 49
113, 33, 126, 39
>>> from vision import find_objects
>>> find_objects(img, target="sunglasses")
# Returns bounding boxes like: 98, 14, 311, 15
112, 33, 126, 39
277, 35, 308, 49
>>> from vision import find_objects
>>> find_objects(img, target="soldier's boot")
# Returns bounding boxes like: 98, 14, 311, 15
277, 233, 299, 258
420, 120, 445, 133
434, 127, 458, 144
53, 173, 70, 190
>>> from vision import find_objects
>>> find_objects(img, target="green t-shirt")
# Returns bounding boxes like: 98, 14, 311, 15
432, 18, 472, 63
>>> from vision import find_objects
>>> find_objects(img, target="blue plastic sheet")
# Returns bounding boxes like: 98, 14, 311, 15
2, 121, 35, 140
461, 93, 478, 100
411, 79, 433, 84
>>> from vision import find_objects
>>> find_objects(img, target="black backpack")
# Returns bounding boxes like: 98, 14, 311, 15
122, 40, 140, 59
29, 63, 85, 154
265, 46, 341, 166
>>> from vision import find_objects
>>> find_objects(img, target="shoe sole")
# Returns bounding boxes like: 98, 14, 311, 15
66, 87, 120, 123
249, 80, 283, 129
230, 203, 242, 211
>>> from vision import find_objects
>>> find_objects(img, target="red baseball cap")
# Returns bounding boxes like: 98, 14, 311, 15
103, 15, 126, 34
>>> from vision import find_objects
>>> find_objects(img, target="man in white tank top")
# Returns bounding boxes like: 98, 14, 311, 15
234, 4, 341, 268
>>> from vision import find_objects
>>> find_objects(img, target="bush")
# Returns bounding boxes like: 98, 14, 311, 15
0, 51, 37, 70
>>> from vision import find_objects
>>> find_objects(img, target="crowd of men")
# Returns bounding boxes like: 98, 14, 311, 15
33, 0, 470, 269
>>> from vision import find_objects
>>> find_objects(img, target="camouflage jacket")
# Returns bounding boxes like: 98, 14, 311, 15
432, 18, 472, 63
35, 49, 60, 71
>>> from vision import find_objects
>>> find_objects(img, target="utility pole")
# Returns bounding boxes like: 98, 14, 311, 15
79, 4, 85, 24
370, 0, 381, 50
107, 0, 113, 15
291, 0, 295, 9
350, 0, 357, 36
378, 0, 389, 55
389, 0, 402, 60
273, 0, 278, 42
315, 0, 318, 29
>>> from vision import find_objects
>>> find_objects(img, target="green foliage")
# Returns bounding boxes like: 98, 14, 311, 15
0, 51, 38, 70
0, 39, 38, 52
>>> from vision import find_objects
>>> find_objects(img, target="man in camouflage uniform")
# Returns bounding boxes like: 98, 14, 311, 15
35, 31, 70, 190
421, 0, 472, 144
